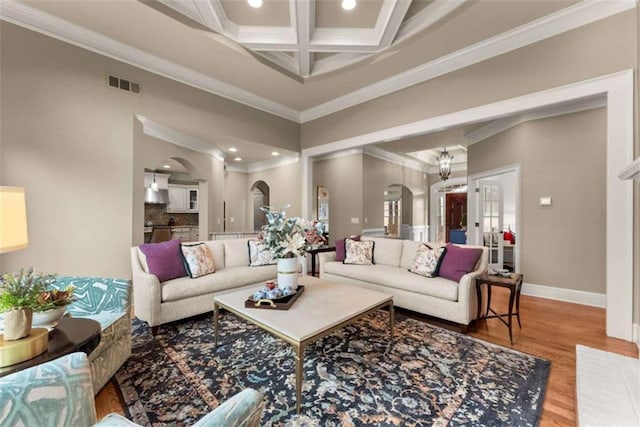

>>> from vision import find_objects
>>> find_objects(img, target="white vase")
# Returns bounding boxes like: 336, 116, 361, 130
277, 257, 298, 289
2, 308, 33, 340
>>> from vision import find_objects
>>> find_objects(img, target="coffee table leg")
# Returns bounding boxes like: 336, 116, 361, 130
213, 303, 219, 348
294, 344, 304, 414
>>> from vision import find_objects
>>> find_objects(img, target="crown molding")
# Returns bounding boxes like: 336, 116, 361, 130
362, 146, 429, 173
464, 95, 607, 145
313, 148, 363, 162
299, 0, 637, 122
0, 0, 301, 122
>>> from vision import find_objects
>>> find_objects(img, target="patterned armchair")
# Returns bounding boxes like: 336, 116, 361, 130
52, 277, 132, 394
0, 352, 265, 427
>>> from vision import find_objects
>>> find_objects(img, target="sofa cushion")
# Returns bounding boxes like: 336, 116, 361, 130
409, 244, 446, 278
181, 243, 216, 278
400, 240, 423, 269
248, 239, 276, 266
335, 235, 360, 262
439, 243, 483, 283
324, 262, 458, 301
202, 241, 225, 271
344, 239, 374, 265
161, 265, 277, 302
138, 240, 187, 282
361, 236, 403, 267
224, 238, 251, 268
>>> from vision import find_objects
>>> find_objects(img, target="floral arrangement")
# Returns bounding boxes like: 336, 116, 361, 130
259, 205, 327, 258
0, 268, 55, 313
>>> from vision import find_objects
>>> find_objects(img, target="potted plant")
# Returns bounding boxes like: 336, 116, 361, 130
33, 285, 75, 326
0, 268, 55, 340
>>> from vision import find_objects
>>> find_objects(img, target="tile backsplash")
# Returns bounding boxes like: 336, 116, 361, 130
144, 204, 198, 226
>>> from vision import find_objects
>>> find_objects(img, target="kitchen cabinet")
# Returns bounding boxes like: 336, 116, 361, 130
171, 227, 191, 242
190, 227, 199, 241
168, 185, 199, 213
144, 172, 169, 190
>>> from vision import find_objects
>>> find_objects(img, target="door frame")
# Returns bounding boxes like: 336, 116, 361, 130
430, 177, 467, 242
468, 164, 521, 276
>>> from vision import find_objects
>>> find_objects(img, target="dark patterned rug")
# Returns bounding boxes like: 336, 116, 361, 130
115, 311, 550, 426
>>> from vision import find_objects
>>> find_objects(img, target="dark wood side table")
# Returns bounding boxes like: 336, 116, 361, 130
0, 317, 101, 377
475, 273, 524, 344
306, 246, 336, 277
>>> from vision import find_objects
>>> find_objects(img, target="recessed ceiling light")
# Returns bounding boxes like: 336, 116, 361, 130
162, 164, 171, 169
234, 157, 242, 162
247, 0, 262, 8
271, 151, 280, 156
341, 0, 356, 11
229, 147, 238, 152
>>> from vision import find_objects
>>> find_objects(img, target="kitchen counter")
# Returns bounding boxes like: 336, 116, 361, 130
144, 225, 199, 243
209, 231, 259, 240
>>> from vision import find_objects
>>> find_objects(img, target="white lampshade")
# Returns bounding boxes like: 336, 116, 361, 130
0, 186, 29, 253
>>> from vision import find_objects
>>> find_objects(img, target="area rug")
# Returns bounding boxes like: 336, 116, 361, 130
115, 311, 550, 426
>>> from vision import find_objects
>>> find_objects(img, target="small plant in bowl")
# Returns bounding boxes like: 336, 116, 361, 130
33, 285, 75, 326
0, 268, 55, 339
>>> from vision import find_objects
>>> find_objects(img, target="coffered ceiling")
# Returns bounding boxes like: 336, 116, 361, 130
157, 0, 460, 78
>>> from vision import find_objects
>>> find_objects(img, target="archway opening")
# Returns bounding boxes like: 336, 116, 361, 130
250, 180, 270, 232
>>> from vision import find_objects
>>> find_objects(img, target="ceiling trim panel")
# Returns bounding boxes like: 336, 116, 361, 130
300, 0, 637, 122
0, 0, 301, 121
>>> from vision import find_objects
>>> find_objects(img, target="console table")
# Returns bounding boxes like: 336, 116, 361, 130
0, 317, 101, 377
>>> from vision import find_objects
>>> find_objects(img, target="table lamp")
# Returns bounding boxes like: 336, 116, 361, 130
0, 187, 47, 367
0, 186, 29, 254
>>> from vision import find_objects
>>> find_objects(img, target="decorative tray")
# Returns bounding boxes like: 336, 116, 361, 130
244, 285, 305, 310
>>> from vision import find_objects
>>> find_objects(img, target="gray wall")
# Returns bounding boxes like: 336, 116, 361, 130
0, 23, 298, 277
468, 108, 606, 294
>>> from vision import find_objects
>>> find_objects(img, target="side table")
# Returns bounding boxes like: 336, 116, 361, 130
306, 246, 335, 277
0, 317, 101, 377
475, 273, 524, 344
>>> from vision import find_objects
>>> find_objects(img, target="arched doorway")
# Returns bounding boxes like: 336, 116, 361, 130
250, 180, 270, 232
384, 184, 413, 239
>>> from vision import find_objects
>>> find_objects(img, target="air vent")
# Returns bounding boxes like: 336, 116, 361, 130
106, 73, 141, 95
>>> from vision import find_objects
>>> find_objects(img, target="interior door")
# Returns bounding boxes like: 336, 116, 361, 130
478, 180, 503, 270
445, 193, 467, 242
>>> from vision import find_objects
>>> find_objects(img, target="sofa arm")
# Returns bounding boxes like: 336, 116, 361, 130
317, 251, 337, 277
130, 247, 162, 327
193, 388, 264, 427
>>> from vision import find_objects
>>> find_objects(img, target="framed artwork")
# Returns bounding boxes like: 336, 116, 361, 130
317, 186, 329, 223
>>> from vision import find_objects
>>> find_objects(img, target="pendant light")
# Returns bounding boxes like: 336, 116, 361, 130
438, 148, 453, 181
151, 172, 159, 192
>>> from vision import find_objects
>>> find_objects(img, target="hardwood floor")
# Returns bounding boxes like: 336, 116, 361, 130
95, 289, 638, 425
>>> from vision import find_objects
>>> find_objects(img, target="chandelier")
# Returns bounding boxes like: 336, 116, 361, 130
438, 148, 453, 181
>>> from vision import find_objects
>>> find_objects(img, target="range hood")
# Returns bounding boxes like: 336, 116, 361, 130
144, 188, 169, 204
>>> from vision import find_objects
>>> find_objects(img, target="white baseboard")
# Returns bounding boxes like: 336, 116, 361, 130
521, 282, 606, 308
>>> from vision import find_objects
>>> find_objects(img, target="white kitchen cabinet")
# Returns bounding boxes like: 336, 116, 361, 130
144, 172, 169, 190
171, 227, 191, 242
190, 227, 199, 241
168, 185, 199, 213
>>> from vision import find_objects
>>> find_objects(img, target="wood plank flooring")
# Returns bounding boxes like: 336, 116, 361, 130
95, 288, 638, 425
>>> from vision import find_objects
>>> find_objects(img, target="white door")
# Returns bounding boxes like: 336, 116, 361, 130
477, 180, 503, 270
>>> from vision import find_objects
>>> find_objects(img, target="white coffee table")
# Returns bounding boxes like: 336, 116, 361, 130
213, 275, 394, 414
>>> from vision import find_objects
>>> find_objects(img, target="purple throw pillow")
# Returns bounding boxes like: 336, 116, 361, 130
335, 235, 361, 262
139, 239, 187, 282
438, 243, 483, 282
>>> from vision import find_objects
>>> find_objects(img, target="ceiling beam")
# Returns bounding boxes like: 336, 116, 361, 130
377, 0, 411, 49
293, 0, 314, 77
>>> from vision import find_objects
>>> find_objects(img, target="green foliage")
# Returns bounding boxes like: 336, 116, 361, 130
0, 268, 55, 312
35, 286, 76, 312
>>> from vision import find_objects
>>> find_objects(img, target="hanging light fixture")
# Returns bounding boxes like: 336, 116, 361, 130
438, 148, 453, 181
151, 172, 159, 192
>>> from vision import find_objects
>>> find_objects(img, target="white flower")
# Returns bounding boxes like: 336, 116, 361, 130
279, 232, 306, 257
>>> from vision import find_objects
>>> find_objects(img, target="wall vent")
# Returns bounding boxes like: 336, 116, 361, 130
106, 73, 141, 95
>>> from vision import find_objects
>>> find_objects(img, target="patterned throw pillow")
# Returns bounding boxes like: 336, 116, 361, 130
409, 244, 447, 278
181, 243, 216, 278
248, 239, 276, 266
343, 239, 374, 265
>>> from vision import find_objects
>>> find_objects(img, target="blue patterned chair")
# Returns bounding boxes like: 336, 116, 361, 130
0, 352, 265, 427
53, 277, 132, 394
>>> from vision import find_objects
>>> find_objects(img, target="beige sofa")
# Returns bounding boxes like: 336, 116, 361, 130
318, 237, 488, 330
130, 238, 276, 329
